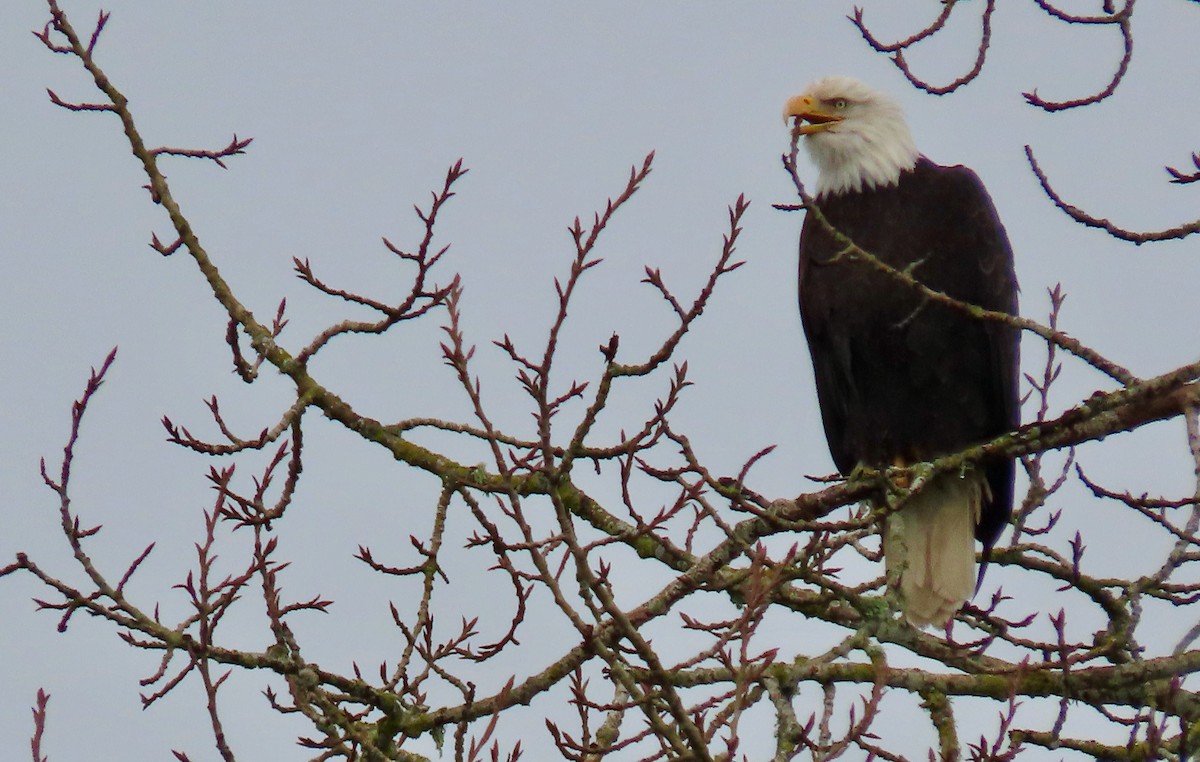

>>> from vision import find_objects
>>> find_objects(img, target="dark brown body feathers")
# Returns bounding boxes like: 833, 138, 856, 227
798, 157, 1020, 551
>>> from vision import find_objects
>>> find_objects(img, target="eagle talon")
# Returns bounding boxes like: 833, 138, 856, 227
847, 462, 874, 479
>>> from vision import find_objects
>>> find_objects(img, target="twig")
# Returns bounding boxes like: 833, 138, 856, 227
1026, 144, 1200, 243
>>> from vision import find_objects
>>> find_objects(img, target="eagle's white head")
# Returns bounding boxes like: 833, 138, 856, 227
784, 76, 919, 197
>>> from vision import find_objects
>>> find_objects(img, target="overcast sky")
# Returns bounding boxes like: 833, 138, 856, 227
3, 2, 1200, 759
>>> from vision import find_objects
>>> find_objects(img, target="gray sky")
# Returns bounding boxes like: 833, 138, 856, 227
3, 2, 1200, 759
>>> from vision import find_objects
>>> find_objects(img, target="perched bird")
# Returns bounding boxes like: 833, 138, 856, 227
784, 76, 1020, 627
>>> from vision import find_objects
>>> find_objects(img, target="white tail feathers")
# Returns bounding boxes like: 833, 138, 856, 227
884, 473, 985, 628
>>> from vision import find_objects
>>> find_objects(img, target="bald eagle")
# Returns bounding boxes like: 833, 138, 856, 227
784, 77, 1019, 627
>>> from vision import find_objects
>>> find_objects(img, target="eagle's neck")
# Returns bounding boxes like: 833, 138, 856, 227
808, 123, 920, 198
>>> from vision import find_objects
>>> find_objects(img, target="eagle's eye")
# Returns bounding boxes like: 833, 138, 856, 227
833, 98, 848, 110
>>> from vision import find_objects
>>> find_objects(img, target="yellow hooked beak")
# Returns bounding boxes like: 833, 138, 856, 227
783, 94, 843, 136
